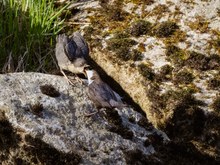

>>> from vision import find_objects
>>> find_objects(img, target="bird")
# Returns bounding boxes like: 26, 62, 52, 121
55, 31, 89, 85
84, 68, 127, 116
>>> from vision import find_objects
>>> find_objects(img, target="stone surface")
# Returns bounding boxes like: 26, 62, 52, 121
71, 0, 220, 126
0, 72, 169, 164
67, 0, 220, 162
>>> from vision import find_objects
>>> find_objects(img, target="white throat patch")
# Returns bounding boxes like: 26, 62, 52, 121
86, 70, 94, 85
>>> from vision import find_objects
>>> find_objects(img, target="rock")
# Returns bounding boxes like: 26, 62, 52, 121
0, 72, 168, 164
68, 0, 220, 162
72, 0, 220, 127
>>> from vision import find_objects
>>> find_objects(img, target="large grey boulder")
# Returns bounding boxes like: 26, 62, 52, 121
0, 72, 168, 164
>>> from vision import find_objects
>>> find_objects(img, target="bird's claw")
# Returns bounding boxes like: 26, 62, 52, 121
83, 110, 98, 117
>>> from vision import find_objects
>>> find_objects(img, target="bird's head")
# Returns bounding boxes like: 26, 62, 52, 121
56, 34, 68, 44
73, 58, 89, 75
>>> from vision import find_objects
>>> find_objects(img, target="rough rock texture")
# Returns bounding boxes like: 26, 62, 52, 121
70, 0, 220, 126
64, 0, 220, 162
0, 72, 170, 164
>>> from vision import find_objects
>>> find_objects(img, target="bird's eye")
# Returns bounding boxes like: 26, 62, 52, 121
84, 66, 93, 70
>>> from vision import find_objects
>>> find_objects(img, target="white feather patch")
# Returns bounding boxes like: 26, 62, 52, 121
86, 70, 94, 85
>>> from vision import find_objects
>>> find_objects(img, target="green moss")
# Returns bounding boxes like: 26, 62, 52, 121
83, 26, 103, 48
99, 0, 126, 21
129, 19, 152, 37
163, 30, 187, 45
213, 38, 220, 53
147, 4, 169, 19
138, 64, 155, 81
165, 45, 186, 65
187, 17, 209, 33
184, 52, 220, 71
173, 70, 194, 85
208, 75, 220, 90
153, 21, 179, 38
129, 49, 143, 61
157, 64, 173, 81
185, 51, 209, 71
107, 33, 137, 61
211, 97, 220, 113
113, 31, 130, 39
130, 0, 154, 5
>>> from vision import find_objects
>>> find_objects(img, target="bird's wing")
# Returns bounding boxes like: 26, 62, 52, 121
56, 34, 71, 63
72, 32, 89, 58
64, 37, 77, 62
88, 82, 113, 108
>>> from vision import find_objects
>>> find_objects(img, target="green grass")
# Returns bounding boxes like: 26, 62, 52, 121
0, 0, 68, 72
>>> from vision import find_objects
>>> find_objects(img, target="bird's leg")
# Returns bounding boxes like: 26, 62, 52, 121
60, 69, 75, 85
72, 74, 84, 84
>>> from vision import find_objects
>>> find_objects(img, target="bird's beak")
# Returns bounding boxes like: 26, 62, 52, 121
83, 65, 92, 78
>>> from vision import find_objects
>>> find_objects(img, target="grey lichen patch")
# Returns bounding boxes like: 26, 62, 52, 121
129, 19, 152, 37
153, 21, 179, 38
40, 84, 60, 97
137, 63, 155, 81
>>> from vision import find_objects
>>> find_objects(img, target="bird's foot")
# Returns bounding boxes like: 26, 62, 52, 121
60, 69, 75, 85
66, 78, 75, 85
73, 76, 84, 84
84, 110, 98, 117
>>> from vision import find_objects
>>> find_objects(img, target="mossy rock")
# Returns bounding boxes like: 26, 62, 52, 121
165, 45, 186, 65
107, 33, 137, 61
157, 64, 173, 81
129, 19, 152, 37
211, 96, 220, 113
185, 51, 209, 71
153, 21, 179, 38
138, 64, 155, 81
173, 69, 194, 85
207, 75, 220, 90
